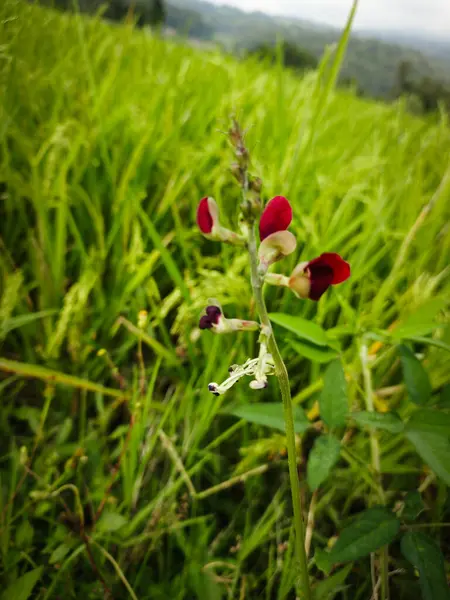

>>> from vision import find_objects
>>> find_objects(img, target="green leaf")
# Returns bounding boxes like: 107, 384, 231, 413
307, 435, 341, 491
97, 511, 128, 533
350, 411, 404, 433
406, 429, 450, 486
316, 507, 400, 574
392, 297, 448, 340
49, 542, 72, 565
398, 345, 432, 405
401, 532, 450, 600
406, 336, 450, 354
289, 340, 339, 364
226, 403, 309, 434
0, 309, 58, 339
15, 521, 34, 549
269, 313, 328, 346
319, 360, 349, 428
1, 567, 43, 600
437, 384, 450, 409
401, 491, 425, 522
313, 563, 353, 600
406, 409, 450, 437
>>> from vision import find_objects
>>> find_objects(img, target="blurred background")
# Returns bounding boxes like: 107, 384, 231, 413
0, 0, 449, 598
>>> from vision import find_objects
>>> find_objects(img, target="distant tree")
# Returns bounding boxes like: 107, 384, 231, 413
148, 0, 165, 27
248, 41, 317, 72
165, 5, 213, 39
396, 60, 450, 114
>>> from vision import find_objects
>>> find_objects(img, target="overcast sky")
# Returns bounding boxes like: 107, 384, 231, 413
207, 0, 450, 37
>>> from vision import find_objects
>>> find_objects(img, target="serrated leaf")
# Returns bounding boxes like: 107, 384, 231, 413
97, 511, 128, 533
351, 411, 404, 433
49, 542, 72, 565
401, 532, 450, 600
269, 313, 328, 346
289, 340, 339, 364
0, 567, 43, 600
226, 403, 309, 434
307, 435, 341, 491
319, 360, 348, 428
406, 409, 450, 437
398, 345, 432, 406
313, 563, 353, 599
406, 429, 450, 485
317, 507, 400, 574
401, 491, 425, 522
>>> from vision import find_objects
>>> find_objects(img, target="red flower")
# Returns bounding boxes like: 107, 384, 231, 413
197, 197, 215, 234
289, 253, 350, 301
259, 196, 292, 241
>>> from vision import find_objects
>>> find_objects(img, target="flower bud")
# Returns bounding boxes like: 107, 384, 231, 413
258, 231, 297, 270
259, 196, 293, 242
199, 304, 259, 334
249, 176, 262, 193
196, 197, 245, 246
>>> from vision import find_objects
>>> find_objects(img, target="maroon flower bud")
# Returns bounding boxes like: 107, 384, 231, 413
199, 305, 222, 329
259, 196, 293, 242
196, 197, 245, 245
289, 253, 350, 301
197, 197, 217, 234
198, 303, 259, 334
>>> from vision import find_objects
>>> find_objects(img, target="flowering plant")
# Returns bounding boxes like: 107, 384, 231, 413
195, 120, 350, 598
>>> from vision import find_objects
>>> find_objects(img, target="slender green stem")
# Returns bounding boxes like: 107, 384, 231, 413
247, 225, 311, 600
360, 340, 389, 600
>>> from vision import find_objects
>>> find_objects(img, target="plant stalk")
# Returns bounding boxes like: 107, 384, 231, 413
247, 225, 311, 600
360, 340, 389, 600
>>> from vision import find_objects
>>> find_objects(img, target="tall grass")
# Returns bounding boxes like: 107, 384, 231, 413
0, 1, 449, 598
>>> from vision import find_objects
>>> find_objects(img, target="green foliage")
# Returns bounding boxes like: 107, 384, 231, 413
248, 41, 318, 72
319, 360, 349, 429
406, 427, 450, 486
289, 339, 339, 363
350, 410, 404, 433
401, 532, 450, 600
0, 1, 449, 598
400, 491, 425, 522
398, 344, 432, 405
306, 434, 341, 491
316, 507, 401, 574
0, 567, 43, 600
170, 0, 450, 100
269, 313, 328, 346
226, 402, 309, 434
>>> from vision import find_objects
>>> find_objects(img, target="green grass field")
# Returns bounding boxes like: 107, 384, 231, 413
1, 1, 450, 598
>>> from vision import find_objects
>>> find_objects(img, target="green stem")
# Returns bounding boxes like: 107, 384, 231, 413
248, 225, 311, 600
360, 341, 389, 600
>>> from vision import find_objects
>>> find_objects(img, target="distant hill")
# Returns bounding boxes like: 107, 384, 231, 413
166, 0, 450, 99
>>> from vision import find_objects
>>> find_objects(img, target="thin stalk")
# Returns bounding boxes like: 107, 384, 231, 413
360, 340, 389, 600
247, 225, 311, 600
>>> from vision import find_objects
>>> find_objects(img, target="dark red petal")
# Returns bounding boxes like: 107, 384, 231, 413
199, 315, 212, 330
206, 305, 221, 324
259, 196, 293, 241
307, 253, 350, 285
197, 197, 213, 234
307, 264, 334, 301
